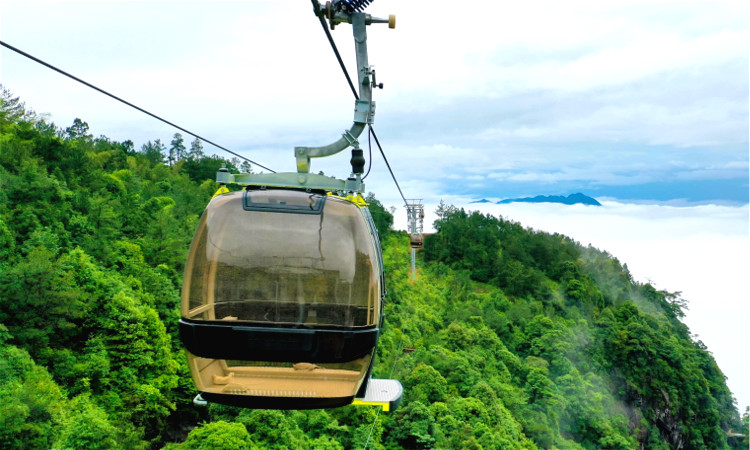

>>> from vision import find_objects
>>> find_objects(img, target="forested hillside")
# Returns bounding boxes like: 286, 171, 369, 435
1, 88, 747, 450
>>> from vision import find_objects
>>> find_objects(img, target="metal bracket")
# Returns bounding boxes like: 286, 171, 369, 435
371, 67, 383, 89
292, 7, 389, 174
352, 378, 403, 412
216, 170, 365, 195
354, 99, 376, 125
342, 129, 360, 148
345, 175, 364, 192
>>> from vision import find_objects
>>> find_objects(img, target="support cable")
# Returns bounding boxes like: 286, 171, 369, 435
369, 126, 408, 207
361, 408, 381, 450
0, 39, 275, 173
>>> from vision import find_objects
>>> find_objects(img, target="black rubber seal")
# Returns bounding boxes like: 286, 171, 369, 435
199, 392, 355, 409
179, 319, 379, 363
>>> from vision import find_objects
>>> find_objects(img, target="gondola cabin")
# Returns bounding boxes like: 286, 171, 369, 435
179, 188, 386, 409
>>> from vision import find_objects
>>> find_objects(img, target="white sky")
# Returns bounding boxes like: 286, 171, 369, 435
1, 0, 747, 200
1, 0, 748, 412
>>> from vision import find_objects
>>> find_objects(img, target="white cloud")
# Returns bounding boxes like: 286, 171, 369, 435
377, 0, 748, 97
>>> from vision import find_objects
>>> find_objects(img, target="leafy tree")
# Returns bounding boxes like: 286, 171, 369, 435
365, 192, 393, 237
386, 401, 436, 450
237, 409, 306, 450
0, 84, 35, 124
188, 138, 204, 160
141, 139, 166, 167
182, 155, 235, 183
0, 328, 67, 450
65, 118, 91, 141
53, 396, 119, 450
165, 421, 256, 450
403, 363, 448, 404
169, 133, 186, 166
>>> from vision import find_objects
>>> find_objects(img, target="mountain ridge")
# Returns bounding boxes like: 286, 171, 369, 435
471, 193, 602, 206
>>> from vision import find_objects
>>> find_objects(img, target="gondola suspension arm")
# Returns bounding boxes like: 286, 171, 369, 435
295, 2, 395, 175
220, 0, 395, 194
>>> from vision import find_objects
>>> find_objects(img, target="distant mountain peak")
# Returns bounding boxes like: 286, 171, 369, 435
497, 193, 601, 206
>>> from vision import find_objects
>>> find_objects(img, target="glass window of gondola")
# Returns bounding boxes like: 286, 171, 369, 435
182, 190, 382, 329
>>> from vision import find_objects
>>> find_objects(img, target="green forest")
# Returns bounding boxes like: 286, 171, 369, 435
0, 87, 747, 450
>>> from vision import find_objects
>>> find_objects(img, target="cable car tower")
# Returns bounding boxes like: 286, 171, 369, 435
179, 0, 402, 411
405, 200, 424, 280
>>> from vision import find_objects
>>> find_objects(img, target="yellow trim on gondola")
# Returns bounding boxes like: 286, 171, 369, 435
346, 194, 368, 207
352, 399, 391, 412
327, 192, 368, 208
211, 186, 230, 199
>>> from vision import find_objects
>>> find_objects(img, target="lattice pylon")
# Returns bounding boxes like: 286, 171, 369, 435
405, 200, 424, 280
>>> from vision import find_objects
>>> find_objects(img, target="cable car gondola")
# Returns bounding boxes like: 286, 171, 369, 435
180, 188, 386, 408
178, 0, 401, 410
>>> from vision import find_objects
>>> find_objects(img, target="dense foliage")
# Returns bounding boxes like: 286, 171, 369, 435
0, 87, 746, 450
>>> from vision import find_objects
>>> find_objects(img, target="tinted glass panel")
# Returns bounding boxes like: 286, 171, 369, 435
243, 190, 325, 214
182, 190, 380, 327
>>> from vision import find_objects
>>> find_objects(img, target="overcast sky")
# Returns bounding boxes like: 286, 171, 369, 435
1, 0, 748, 411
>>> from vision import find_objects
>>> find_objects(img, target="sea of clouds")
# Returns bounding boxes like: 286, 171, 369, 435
392, 199, 749, 413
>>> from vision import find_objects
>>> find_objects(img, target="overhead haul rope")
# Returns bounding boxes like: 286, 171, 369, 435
310, 0, 360, 100
369, 126, 407, 207
0, 40, 275, 173
361, 406, 381, 450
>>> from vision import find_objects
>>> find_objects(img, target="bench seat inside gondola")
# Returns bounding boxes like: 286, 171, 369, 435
188, 355, 367, 399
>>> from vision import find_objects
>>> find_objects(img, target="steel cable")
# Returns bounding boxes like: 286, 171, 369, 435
0, 40, 275, 173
